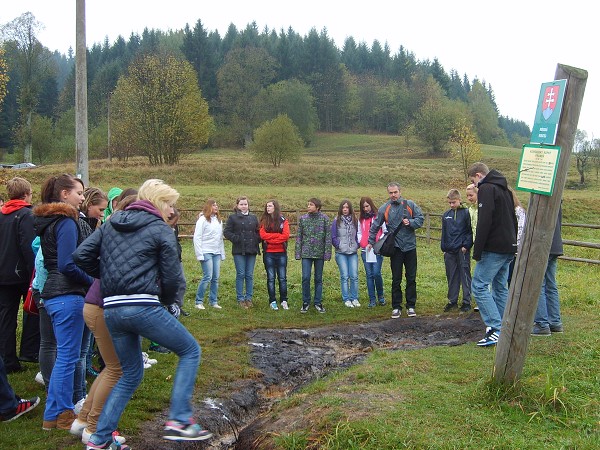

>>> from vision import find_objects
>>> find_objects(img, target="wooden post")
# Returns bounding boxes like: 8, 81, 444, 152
493, 64, 587, 384
75, 0, 89, 185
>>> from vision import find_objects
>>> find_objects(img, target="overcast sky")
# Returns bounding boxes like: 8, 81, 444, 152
2, 0, 597, 139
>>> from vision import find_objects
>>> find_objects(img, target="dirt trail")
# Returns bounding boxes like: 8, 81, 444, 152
138, 314, 483, 449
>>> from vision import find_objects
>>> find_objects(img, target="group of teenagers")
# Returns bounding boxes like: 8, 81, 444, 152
0, 175, 212, 449
192, 187, 425, 317
0, 162, 564, 447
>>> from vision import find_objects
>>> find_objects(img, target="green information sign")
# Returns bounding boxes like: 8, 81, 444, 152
530, 79, 567, 145
516, 144, 561, 196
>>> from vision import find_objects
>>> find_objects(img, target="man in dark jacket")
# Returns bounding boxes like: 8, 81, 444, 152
368, 182, 424, 319
468, 163, 517, 347
0, 177, 37, 373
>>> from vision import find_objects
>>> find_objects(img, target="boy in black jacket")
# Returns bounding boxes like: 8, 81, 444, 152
468, 163, 517, 347
441, 189, 473, 313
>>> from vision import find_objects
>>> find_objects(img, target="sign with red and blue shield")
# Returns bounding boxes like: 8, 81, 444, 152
530, 79, 567, 145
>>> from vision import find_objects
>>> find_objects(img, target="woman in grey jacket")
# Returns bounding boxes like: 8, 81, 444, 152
331, 200, 360, 308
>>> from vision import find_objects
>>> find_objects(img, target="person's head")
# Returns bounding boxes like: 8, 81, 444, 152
264, 200, 281, 218
81, 187, 108, 220
107, 187, 123, 208
115, 188, 138, 205
359, 196, 377, 219
202, 198, 220, 221
40, 174, 85, 208
307, 197, 322, 213
337, 199, 357, 227
114, 194, 137, 212
387, 182, 401, 202
446, 189, 461, 210
112, 188, 138, 215
6, 177, 33, 202
137, 179, 179, 221
167, 206, 180, 227
467, 162, 490, 185
261, 200, 282, 230
235, 196, 249, 214
508, 187, 523, 209
465, 183, 478, 204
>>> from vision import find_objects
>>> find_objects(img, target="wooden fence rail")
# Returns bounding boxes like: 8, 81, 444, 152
177, 210, 599, 264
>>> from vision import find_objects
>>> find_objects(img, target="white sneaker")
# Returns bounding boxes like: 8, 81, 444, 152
74, 396, 87, 415
351, 300, 361, 307
391, 309, 401, 319
344, 300, 354, 308
407, 308, 417, 317
211, 303, 222, 309
70, 418, 88, 436
281, 301, 289, 310
142, 352, 157, 365
35, 371, 45, 386
82, 428, 127, 445
195, 303, 205, 310
144, 362, 152, 369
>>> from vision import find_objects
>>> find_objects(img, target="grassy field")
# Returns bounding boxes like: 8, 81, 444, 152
1, 133, 599, 449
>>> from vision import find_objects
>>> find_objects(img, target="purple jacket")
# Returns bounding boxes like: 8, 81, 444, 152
85, 278, 103, 307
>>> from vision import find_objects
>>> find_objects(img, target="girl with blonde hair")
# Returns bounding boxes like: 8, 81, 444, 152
74, 179, 212, 448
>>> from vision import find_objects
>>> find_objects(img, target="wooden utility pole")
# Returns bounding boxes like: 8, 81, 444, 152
493, 64, 587, 384
75, 0, 89, 185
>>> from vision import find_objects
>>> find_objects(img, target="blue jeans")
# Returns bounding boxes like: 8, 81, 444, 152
335, 252, 359, 302
534, 255, 562, 327
38, 304, 57, 388
471, 251, 513, 331
233, 254, 257, 301
301, 258, 324, 305
90, 305, 200, 446
195, 253, 221, 305
263, 252, 288, 303
74, 324, 92, 403
0, 355, 18, 414
360, 251, 384, 302
43, 294, 85, 420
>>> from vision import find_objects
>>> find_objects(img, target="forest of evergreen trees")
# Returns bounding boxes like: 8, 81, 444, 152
0, 14, 531, 163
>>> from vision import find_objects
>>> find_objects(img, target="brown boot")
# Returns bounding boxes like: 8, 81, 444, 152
42, 419, 57, 430
56, 409, 76, 430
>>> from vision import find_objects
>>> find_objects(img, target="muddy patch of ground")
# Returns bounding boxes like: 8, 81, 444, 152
138, 313, 483, 449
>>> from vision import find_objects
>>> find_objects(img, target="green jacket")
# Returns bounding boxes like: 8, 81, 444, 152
295, 212, 332, 260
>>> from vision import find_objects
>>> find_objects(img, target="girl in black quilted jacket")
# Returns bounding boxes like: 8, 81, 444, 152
73, 179, 212, 448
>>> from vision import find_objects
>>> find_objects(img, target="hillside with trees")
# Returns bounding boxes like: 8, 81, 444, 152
1, 13, 533, 164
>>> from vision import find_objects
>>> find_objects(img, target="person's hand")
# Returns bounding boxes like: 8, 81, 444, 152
167, 303, 181, 319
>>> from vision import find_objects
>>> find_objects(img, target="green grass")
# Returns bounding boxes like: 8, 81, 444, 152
2, 132, 599, 449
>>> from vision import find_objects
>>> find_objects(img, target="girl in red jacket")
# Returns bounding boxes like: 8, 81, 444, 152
259, 200, 290, 310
